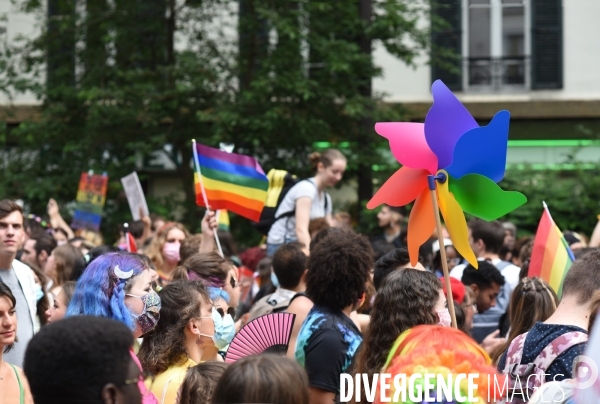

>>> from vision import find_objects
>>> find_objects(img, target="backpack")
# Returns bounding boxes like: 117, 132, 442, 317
247, 292, 292, 321
502, 330, 588, 403
253, 169, 328, 236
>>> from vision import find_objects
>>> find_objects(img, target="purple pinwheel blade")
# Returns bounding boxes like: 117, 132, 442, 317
446, 110, 510, 183
424, 80, 478, 169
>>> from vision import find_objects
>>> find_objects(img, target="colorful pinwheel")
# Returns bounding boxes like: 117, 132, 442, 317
367, 80, 527, 268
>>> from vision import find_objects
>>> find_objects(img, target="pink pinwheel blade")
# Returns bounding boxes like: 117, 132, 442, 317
366, 167, 429, 210
375, 122, 438, 174
425, 80, 478, 169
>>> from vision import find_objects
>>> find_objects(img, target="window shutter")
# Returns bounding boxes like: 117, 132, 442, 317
531, 0, 563, 89
431, 0, 462, 91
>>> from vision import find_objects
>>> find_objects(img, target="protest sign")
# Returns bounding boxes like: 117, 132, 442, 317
71, 172, 108, 231
121, 171, 149, 221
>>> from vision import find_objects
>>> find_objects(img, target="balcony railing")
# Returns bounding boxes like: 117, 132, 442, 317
465, 56, 528, 90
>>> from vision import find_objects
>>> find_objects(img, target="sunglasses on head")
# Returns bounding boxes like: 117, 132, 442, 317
229, 276, 242, 290
215, 306, 236, 319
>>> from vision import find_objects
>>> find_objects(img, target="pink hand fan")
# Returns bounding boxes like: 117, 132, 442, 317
225, 312, 296, 364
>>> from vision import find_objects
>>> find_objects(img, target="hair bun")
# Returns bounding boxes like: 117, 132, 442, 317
309, 152, 321, 171
309, 152, 321, 163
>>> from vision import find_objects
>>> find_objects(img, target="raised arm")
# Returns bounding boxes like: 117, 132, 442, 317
138, 207, 152, 248
47, 199, 75, 239
199, 210, 218, 253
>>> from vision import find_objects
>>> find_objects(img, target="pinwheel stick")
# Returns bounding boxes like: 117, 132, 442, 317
427, 172, 457, 329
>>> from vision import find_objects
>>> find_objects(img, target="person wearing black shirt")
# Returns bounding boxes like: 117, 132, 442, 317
294, 230, 373, 404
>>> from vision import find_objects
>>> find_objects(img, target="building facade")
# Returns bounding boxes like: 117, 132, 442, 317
374, 0, 600, 169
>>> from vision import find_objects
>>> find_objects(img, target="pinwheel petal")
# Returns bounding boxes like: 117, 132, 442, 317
407, 188, 436, 266
446, 110, 510, 182
449, 174, 528, 221
425, 80, 478, 170
437, 174, 478, 267
375, 122, 438, 174
366, 167, 429, 209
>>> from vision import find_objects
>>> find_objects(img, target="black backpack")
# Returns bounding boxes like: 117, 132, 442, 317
253, 169, 328, 236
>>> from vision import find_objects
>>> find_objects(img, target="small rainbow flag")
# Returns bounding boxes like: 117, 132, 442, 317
193, 142, 269, 222
528, 202, 575, 297
217, 209, 230, 231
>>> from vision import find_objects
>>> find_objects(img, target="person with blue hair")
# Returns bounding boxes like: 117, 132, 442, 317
66, 251, 162, 404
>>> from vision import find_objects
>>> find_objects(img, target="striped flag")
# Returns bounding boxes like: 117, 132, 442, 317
193, 143, 269, 222
528, 202, 575, 297
126, 232, 137, 253
216, 210, 230, 231
123, 223, 137, 253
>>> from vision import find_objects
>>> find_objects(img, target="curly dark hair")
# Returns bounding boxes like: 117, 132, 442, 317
461, 261, 506, 290
373, 247, 410, 290
351, 268, 442, 401
138, 280, 210, 375
24, 316, 133, 403
306, 230, 373, 310
309, 226, 346, 251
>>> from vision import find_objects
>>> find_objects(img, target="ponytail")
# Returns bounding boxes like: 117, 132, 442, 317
171, 266, 189, 281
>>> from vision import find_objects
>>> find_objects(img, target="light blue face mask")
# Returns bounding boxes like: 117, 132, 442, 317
211, 307, 236, 350
271, 271, 280, 288
34, 284, 44, 302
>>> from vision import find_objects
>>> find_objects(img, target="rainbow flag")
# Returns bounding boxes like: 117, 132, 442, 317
528, 202, 575, 297
217, 209, 230, 231
193, 143, 269, 222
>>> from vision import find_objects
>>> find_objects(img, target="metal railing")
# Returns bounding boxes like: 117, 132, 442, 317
465, 56, 528, 90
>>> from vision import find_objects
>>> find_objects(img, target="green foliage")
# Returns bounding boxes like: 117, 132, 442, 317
502, 158, 600, 238
0, 0, 429, 246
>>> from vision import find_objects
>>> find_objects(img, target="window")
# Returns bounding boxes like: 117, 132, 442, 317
464, 0, 527, 90
431, 0, 562, 91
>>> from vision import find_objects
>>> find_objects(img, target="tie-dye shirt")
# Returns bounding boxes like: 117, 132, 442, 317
295, 305, 362, 394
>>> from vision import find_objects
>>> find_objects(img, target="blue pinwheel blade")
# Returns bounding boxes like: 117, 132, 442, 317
446, 110, 510, 183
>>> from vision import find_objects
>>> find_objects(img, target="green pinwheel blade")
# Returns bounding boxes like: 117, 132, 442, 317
449, 174, 527, 221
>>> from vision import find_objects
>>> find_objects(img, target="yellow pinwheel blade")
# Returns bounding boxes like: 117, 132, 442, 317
437, 171, 478, 268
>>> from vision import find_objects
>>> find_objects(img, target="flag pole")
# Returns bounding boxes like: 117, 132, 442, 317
123, 222, 131, 253
427, 172, 457, 329
192, 139, 224, 258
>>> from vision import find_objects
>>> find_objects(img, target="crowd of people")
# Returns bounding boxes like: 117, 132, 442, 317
2, 149, 600, 403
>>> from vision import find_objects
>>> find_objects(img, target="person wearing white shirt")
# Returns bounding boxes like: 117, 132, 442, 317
0, 200, 37, 368
266, 149, 346, 256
